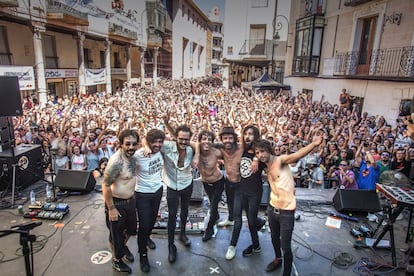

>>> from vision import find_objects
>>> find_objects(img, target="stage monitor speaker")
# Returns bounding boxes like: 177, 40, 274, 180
333, 189, 381, 213
190, 178, 204, 202
0, 76, 23, 117
55, 169, 96, 193
0, 144, 44, 191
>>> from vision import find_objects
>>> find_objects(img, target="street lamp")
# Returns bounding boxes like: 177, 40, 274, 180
271, 14, 289, 81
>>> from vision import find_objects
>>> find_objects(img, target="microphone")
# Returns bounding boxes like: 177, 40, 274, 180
11, 221, 42, 231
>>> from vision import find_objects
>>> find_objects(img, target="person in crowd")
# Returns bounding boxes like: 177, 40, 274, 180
254, 133, 323, 276
102, 129, 139, 274
85, 140, 100, 171
355, 143, 379, 190
93, 157, 108, 192
134, 129, 165, 272
390, 147, 411, 178
69, 144, 87, 170
331, 160, 358, 189
376, 150, 391, 179
196, 130, 226, 242
339, 88, 351, 110
303, 156, 324, 189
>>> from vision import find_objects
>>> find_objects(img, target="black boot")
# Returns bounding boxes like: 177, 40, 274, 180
179, 232, 191, 246
168, 244, 177, 263
140, 254, 150, 272
202, 227, 214, 242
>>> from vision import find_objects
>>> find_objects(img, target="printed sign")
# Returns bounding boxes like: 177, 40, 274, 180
0, 66, 35, 90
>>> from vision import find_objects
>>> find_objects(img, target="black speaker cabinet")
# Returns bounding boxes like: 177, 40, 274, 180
190, 177, 204, 202
333, 189, 381, 213
55, 169, 96, 193
0, 144, 44, 190
0, 76, 23, 117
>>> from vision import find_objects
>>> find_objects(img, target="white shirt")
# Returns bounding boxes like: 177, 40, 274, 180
134, 148, 164, 193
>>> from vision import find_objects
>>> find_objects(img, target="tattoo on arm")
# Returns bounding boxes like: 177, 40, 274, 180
103, 161, 122, 186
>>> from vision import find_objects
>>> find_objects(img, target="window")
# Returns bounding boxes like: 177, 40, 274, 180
292, 15, 325, 75
0, 26, 12, 65
251, 0, 268, 8
43, 34, 58, 68
84, 48, 91, 68
100, 51, 105, 68
113, 52, 121, 68
227, 46, 233, 55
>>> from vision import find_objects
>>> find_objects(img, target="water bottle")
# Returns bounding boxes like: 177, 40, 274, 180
46, 184, 52, 202
30, 190, 36, 205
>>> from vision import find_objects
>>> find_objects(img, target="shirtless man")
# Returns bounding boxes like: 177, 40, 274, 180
254, 133, 323, 276
103, 129, 140, 274
217, 127, 258, 227
197, 130, 226, 242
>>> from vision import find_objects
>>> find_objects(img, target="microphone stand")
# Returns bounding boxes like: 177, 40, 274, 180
7, 117, 18, 208
0, 221, 42, 276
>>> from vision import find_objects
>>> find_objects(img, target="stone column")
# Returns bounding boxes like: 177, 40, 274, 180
126, 45, 131, 87
33, 25, 47, 106
105, 39, 112, 94
140, 46, 146, 86
153, 47, 158, 86
77, 32, 86, 95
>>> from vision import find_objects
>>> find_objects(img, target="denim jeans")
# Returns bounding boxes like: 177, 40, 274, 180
224, 179, 238, 221
267, 206, 295, 276
203, 177, 225, 230
167, 183, 193, 244
135, 187, 163, 256
230, 189, 262, 248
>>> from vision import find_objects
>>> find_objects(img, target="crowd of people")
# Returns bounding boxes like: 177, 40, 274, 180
10, 77, 414, 274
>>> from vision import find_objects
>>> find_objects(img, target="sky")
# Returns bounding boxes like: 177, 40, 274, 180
194, 0, 225, 21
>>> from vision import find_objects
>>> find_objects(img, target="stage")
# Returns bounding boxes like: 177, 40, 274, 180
0, 181, 411, 276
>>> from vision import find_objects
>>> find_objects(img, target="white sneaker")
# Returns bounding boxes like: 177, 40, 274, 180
225, 246, 236, 260
218, 219, 234, 227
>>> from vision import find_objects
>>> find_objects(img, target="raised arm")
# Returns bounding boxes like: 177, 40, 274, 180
279, 133, 323, 165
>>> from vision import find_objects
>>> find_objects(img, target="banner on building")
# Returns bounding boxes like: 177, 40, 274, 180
0, 66, 35, 91
85, 69, 106, 86
45, 69, 78, 79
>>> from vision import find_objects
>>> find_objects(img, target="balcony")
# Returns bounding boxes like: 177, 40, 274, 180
0, 0, 18, 7
46, 0, 89, 26
0, 53, 13, 65
108, 22, 138, 40
292, 56, 320, 76
147, 33, 162, 48
334, 46, 414, 80
344, 0, 375, 7
239, 39, 274, 58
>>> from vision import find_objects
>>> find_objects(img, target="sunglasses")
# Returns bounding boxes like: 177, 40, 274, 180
339, 163, 347, 166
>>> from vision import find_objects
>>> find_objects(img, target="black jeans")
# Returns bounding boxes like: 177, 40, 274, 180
203, 177, 225, 230
230, 189, 261, 248
135, 187, 163, 256
268, 206, 295, 276
224, 179, 238, 221
105, 197, 137, 260
167, 183, 193, 244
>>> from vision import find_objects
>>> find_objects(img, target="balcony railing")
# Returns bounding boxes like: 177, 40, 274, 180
0, 53, 13, 65
334, 46, 414, 78
292, 56, 320, 75
0, 0, 18, 7
108, 22, 138, 40
344, 0, 375, 7
46, 0, 89, 25
239, 39, 274, 57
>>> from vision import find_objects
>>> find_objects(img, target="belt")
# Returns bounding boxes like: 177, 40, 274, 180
113, 197, 135, 206
269, 206, 295, 214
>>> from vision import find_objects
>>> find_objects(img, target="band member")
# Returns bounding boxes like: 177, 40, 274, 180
197, 130, 225, 242
254, 133, 323, 275
134, 129, 165, 272
103, 130, 139, 273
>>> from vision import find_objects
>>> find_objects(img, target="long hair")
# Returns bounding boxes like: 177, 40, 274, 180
242, 125, 260, 149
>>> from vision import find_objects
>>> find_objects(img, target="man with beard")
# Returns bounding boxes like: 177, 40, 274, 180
254, 134, 323, 275
161, 124, 195, 263
103, 129, 140, 273
225, 125, 266, 260
134, 129, 165, 272
197, 130, 226, 242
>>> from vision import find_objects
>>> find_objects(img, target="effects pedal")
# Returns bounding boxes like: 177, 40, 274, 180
359, 225, 372, 237
350, 228, 363, 238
